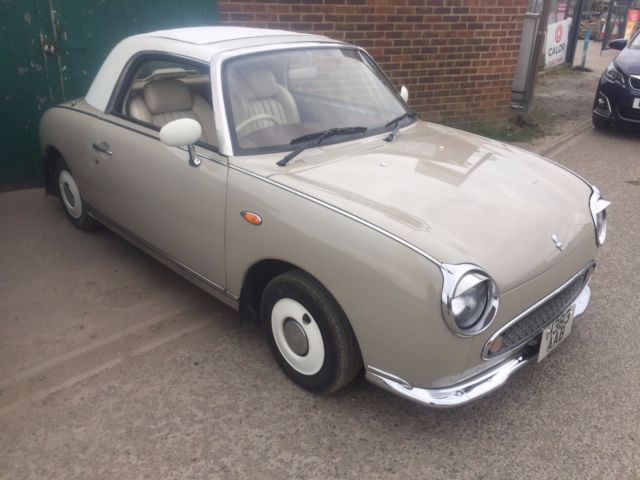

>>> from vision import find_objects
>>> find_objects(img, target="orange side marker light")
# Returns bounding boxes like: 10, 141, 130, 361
241, 211, 262, 225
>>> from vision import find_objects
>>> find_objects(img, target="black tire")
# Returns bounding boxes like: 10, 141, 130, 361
592, 113, 610, 129
261, 270, 362, 394
54, 159, 98, 230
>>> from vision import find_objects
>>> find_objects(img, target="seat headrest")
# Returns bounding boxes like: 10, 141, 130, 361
241, 69, 279, 100
143, 79, 192, 114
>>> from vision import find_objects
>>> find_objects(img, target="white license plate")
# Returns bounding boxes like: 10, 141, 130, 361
538, 305, 575, 362
633, 98, 640, 109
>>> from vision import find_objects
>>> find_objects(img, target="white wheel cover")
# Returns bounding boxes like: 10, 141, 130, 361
271, 298, 325, 375
58, 170, 82, 219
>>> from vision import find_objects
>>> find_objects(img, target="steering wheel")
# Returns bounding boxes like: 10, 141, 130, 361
235, 114, 279, 135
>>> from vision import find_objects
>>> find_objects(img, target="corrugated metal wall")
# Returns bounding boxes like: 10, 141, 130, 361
0, 0, 217, 191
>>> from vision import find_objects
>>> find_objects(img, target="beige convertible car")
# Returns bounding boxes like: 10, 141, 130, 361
40, 27, 610, 407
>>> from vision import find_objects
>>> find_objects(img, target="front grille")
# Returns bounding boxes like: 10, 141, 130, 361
618, 106, 640, 121
486, 271, 589, 358
630, 76, 640, 91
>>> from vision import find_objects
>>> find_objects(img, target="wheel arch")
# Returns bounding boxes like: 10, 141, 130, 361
238, 259, 355, 334
238, 259, 299, 324
43, 145, 63, 195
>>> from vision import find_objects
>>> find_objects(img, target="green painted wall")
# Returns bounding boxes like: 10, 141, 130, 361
0, 0, 217, 191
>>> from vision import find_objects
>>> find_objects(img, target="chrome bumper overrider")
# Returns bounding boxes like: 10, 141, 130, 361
366, 285, 591, 408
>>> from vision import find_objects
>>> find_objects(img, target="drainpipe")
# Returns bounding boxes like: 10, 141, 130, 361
520, 0, 551, 117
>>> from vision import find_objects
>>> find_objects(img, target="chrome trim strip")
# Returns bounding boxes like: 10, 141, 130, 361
527, 135, 592, 188
629, 74, 640, 92
87, 206, 239, 309
534, 152, 591, 189
228, 164, 443, 268
366, 284, 591, 408
481, 261, 594, 361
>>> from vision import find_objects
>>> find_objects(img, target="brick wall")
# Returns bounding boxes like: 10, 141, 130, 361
218, 0, 527, 127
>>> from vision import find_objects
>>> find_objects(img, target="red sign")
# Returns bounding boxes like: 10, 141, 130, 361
557, 2, 567, 19
545, 18, 571, 68
555, 23, 564, 43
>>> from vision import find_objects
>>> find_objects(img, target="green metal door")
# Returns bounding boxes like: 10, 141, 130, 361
0, 1, 62, 190
0, 0, 217, 191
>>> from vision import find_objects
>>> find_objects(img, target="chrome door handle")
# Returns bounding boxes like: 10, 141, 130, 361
92, 142, 112, 156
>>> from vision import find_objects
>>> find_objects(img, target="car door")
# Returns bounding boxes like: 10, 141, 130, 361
87, 55, 227, 290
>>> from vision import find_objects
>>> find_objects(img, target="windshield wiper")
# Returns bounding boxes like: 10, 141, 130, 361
277, 126, 367, 166
383, 111, 417, 142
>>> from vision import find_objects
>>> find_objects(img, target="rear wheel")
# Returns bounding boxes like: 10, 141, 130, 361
55, 160, 98, 230
261, 270, 361, 393
592, 113, 610, 129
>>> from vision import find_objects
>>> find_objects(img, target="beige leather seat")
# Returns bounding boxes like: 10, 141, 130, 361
229, 68, 300, 135
127, 79, 217, 146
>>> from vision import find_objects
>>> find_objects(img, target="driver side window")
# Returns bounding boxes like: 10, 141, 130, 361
117, 56, 217, 148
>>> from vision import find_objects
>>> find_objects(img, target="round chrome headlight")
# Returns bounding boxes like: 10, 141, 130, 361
441, 264, 499, 336
589, 187, 611, 247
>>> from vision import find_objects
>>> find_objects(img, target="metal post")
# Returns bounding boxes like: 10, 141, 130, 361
566, 0, 587, 64
580, 26, 592, 69
601, 2, 613, 51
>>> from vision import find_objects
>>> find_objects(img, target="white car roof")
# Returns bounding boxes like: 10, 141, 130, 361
144, 26, 307, 45
85, 26, 339, 112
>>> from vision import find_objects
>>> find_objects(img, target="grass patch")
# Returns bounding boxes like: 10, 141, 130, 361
465, 118, 544, 143
538, 64, 573, 78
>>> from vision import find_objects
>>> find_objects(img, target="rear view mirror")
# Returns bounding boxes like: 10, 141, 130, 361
400, 85, 409, 103
608, 38, 627, 50
160, 118, 202, 167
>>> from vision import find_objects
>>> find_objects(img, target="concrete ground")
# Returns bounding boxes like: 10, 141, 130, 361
518, 39, 618, 154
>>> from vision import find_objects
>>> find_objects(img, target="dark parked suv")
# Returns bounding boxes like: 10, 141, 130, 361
593, 31, 640, 128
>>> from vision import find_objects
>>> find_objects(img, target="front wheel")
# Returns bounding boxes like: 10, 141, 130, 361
261, 270, 362, 393
55, 160, 98, 230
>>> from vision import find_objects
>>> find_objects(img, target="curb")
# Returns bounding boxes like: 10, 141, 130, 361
535, 119, 593, 157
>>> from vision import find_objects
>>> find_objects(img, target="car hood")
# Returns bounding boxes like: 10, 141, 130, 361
615, 47, 640, 75
253, 122, 595, 291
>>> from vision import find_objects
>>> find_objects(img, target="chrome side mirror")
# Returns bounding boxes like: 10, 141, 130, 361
400, 85, 409, 103
159, 118, 203, 167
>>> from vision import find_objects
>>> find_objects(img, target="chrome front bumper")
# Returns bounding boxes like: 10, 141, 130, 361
366, 285, 591, 408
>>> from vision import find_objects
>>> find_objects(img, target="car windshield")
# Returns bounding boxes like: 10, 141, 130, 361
631, 32, 640, 49
223, 47, 410, 154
